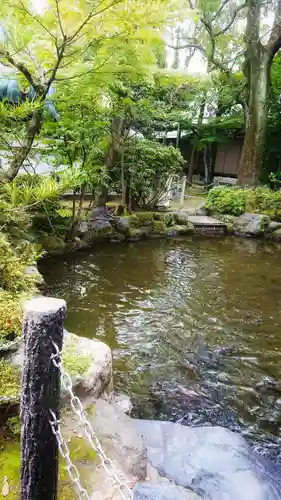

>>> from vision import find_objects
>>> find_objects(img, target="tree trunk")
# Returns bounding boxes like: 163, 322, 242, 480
0, 108, 43, 183
187, 143, 196, 183
187, 98, 205, 183
237, 0, 271, 186
238, 52, 270, 186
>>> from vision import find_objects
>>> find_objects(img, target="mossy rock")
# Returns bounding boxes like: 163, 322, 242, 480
131, 212, 155, 227
151, 220, 166, 233
154, 212, 175, 227
266, 228, 281, 241
40, 235, 66, 254
173, 213, 189, 226
165, 224, 194, 236
128, 228, 146, 241
82, 225, 115, 244
62, 341, 92, 378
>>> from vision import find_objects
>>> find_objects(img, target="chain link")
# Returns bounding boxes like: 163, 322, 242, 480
49, 410, 91, 500
50, 341, 133, 500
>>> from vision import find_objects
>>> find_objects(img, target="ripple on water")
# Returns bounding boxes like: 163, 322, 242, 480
39, 238, 281, 462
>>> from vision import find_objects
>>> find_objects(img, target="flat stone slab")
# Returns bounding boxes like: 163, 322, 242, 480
135, 420, 281, 500
188, 215, 226, 226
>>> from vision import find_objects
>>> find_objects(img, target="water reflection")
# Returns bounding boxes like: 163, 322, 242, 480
40, 238, 281, 462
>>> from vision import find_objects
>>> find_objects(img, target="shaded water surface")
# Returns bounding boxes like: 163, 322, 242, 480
39, 238, 281, 461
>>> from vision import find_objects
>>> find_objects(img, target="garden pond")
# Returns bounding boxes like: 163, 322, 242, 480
39, 236, 281, 462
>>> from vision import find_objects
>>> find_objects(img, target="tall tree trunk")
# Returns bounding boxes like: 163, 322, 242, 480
237, 0, 272, 186
187, 143, 196, 183
238, 51, 270, 186
187, 98, 205, 183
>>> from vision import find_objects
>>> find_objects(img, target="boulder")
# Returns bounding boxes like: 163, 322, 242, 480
266, 221, 281, 233
40, 235, 66, 254
112, 393, 133, 414
63, 330, 113, 399
135, 420, 281, 500
173, 211, 190, 225
77, 220, 89, 234
194, 207, 208, 217
88, 399, 147, 481
233, 213, 270, 237
164, 224, 194, 237
24, 264, 45, 286
10, 329, 113, 400
134, 483, 201, 500
61, 399, 148, 499
266, 228, 281, 242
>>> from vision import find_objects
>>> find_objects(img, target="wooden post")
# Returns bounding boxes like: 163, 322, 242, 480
20, 297, 66, 500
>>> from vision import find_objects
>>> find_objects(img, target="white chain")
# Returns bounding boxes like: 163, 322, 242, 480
50, 341, 133, 500
49, 410, 91, 500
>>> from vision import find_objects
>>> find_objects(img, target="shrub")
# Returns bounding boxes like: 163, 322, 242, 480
112, 139, 184, 209
205, 187, 247, 216
206, 186, 281, 221
0, 233, 39, 340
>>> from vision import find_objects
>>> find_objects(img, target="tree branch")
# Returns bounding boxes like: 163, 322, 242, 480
54, 51, 115, 81
0, 48, 41, 91
267, 0, 281, 55
19, 1, 56, 41
68, 0, 122, 43
211, 0, 231, 21
0, 109, 43, 183
213, 3, 247, 37
55, 0, 65, 39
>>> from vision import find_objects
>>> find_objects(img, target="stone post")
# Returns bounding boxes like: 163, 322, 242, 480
20, 297, 66, 500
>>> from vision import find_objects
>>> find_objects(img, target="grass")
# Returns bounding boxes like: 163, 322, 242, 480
0, 435, 97, 500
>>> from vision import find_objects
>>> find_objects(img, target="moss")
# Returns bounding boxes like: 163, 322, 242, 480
0, 359, 20, 398
6, 416, 21, 437
165, 224, 192, 236
130, 212, 155, 228
151, 220, 166, 233
173, 213, 189, 226
82, 225, 115, 244
154, 212, 175, 226
40, 235, 66, 254
63, 343, 92, 377
0, 437, 96, 500
128, 228, 144, 241
0, 441, 20, 499
136, 212, 154, 226
58, 436, 97, 499
68, 436, 97, 463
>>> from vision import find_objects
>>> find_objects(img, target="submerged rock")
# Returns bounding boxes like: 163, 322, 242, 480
233, 213, 270, 237
135, 420, 281, 500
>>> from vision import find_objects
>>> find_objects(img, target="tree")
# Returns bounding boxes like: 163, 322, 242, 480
0, 0, 175, 184
168, 0, 281, 186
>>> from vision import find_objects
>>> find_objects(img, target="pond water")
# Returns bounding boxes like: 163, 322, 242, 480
39, 237, 281, 462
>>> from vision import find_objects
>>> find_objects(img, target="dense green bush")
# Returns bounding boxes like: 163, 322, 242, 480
0, 233, 40, 341
206, 186, 281, 221
205, 187, 247, 215
112, 138, 184, 208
